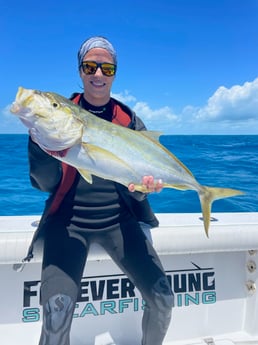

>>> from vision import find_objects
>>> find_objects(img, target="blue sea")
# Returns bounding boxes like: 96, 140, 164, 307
0, 134, 257, 216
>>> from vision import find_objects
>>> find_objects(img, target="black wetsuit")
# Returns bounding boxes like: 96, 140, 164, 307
27, 95, 174, 345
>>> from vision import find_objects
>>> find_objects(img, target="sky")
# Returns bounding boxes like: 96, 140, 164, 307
1, 0, 258, 135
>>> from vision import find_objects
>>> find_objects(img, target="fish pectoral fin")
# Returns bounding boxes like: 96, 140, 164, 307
81, 142, 137, 180
77, 168, 93, 184
81, 142, 107, 164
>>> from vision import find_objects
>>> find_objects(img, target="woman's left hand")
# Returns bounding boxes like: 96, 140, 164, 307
128, 176, 163, 193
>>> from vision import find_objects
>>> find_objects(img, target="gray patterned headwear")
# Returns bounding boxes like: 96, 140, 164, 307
78, 36, 117, 68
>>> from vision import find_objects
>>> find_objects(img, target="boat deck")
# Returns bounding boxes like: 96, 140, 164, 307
0, 212, 258, 344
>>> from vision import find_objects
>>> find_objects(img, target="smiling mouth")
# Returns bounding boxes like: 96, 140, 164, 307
90, 81, 106, 88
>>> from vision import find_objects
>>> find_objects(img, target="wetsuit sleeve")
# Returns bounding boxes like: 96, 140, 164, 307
28, 136, 62, 193
134, 115, 147, 131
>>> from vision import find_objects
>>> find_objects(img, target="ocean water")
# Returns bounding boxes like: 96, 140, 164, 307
0, 134, 257, 216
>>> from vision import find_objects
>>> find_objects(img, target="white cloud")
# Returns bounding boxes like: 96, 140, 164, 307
194, 77, 258, 122
2, 104, 12, 116
112, 91, 179, 132
113, 79, 258, 134
111, 90, 137, 104
133, 102, 177, 121
1, 78, 258, 134
0, 104, 26, 133
132, 102, 178, 131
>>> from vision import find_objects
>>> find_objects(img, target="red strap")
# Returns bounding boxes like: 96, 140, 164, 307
111, 100, 131, 127
48, 163, 77, 215
48, 95, 81, 215
72, 93, 81, 104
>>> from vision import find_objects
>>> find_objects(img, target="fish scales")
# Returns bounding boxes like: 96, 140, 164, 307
10, 87, 244, 236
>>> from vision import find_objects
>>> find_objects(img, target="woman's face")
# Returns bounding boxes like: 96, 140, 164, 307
80, 48, 116, 106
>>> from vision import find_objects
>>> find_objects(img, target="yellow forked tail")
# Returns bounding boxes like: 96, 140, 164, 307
199, 186, 244, 237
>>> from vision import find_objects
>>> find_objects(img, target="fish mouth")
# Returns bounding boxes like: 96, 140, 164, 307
10, 87, 34, 115
10, 102, 22, 114
10, 87, 45, 119
10, 102, 31, 118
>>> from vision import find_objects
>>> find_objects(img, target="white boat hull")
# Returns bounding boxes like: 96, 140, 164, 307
1, 212, 258, 345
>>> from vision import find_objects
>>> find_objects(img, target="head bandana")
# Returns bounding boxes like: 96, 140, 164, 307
78, 36, 117, 68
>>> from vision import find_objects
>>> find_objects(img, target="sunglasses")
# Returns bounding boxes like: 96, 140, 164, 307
81, 61, 117, 77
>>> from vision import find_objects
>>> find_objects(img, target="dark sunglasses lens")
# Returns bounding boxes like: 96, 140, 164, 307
101, 63, 116, 76
82, 62, 97, 75
82, 61, 116, 76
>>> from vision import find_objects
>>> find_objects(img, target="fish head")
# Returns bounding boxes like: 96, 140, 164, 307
11, 87, 83, 149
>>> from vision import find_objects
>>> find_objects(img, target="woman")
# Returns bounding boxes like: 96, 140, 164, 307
27, 36, 174, 345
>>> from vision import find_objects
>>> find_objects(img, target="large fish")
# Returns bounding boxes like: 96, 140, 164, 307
11, 87, 243, 236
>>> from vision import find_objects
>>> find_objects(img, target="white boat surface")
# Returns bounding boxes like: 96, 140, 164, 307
0, 212, 258, 345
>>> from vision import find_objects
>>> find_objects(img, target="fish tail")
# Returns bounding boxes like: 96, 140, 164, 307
198, 186, 244, 237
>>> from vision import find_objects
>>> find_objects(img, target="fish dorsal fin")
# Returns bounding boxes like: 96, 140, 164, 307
140, 131, 162, 142
141, 131, 194, 178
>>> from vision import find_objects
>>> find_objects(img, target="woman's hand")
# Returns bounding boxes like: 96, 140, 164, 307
128, 176, 163, 193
